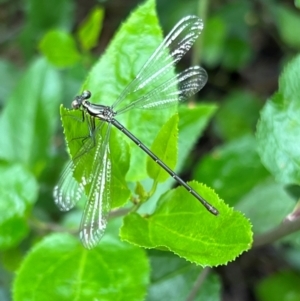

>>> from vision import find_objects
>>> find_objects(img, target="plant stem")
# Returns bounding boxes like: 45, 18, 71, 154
185, 267, 210, 301
192, 0, 209, 66
253, 217, 300, 247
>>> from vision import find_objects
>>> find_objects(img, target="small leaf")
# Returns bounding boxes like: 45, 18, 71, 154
77, 6, 104, 51
121, 182, 252, 266
147, 114, 178, 183
222, 37, 252, 70
13, 233, 149, 301
272, 4, 300, 49
0, 58, 62, 174
213, 90, 262, 141
137, 103, 217, 208
109, 128, 131, 208
256, 55, 300, 185
194, 135, 269, 206
19, 0, 75, 58
147, 250, 221, 301
0, 162, 38, 249
177, 103, 217, 170
39, 30, 80, 67
255, 270, 300, 301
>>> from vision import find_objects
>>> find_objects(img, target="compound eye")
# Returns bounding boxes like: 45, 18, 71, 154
82, 90, 91, 99
72, 99, 80, 109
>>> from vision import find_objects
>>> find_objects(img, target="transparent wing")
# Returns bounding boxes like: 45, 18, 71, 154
79, 124, 112, 249
53, 160, 86, 211
53, 116, 103, 211
115, 66, 207, 114
112, 15, 204, 111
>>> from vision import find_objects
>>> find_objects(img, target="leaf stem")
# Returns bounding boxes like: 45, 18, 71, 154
185, 267, 211, 301
253, 217, 300, 247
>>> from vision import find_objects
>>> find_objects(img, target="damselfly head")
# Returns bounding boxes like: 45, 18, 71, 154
72, 90, 92, 109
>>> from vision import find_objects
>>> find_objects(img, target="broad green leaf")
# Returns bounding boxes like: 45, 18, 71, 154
237, 178, 295, 234
296, 0, 300, 9
0, 162, 38, 249
0, 58, 62, 175
213, 90, 262, 141
194, 135, 269, 206
39, 30, 80, 67
0, 59, 20, 106
13, 233, 149, 301
81, 0, 177, 181
77, 6, 104, 51
272, 4, 300, 49
121, 182, 252, 266
147, 114, 178, 183
147, 250, 221, 301
60, 106, 131, 208
255, 270, 300, 301
256, 55, 300, 185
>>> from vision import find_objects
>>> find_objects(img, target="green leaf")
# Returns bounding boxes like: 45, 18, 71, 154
13, 232, 149, 301
77, 6, 104, 51
147, 250, 221, 301
19, 0, 74, 58
237, 178, 295, 234
139, 103, 217, 212
39, 30, 80, 67
0, 162, 38, 249
255, 270, 300, 301
272, 4, 300, 49
222, 37, 252, 70
109, 128, 131, 208
0, 58, 62, 174
147, 114, 178, 183
296, 0, 300, 9
202, 16, 227, 68
256, 55, 300, 185
213, 90, 262, 141
212, 2, 252, 70
120, 182, 252, 266
194, 135, 269, 206
0, 59, 20, 104
81, 0, 176, 181
178, 103, 217, 170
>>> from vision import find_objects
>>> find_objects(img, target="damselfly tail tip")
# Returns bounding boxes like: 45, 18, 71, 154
209, 206, 219, 216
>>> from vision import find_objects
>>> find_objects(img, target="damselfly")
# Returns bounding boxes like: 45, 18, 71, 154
54, 15, 219, 249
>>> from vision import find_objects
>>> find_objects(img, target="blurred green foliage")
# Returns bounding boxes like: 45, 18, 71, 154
0, 0, 300, 300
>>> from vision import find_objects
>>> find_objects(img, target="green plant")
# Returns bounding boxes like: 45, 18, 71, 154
0, 0, 300, 300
